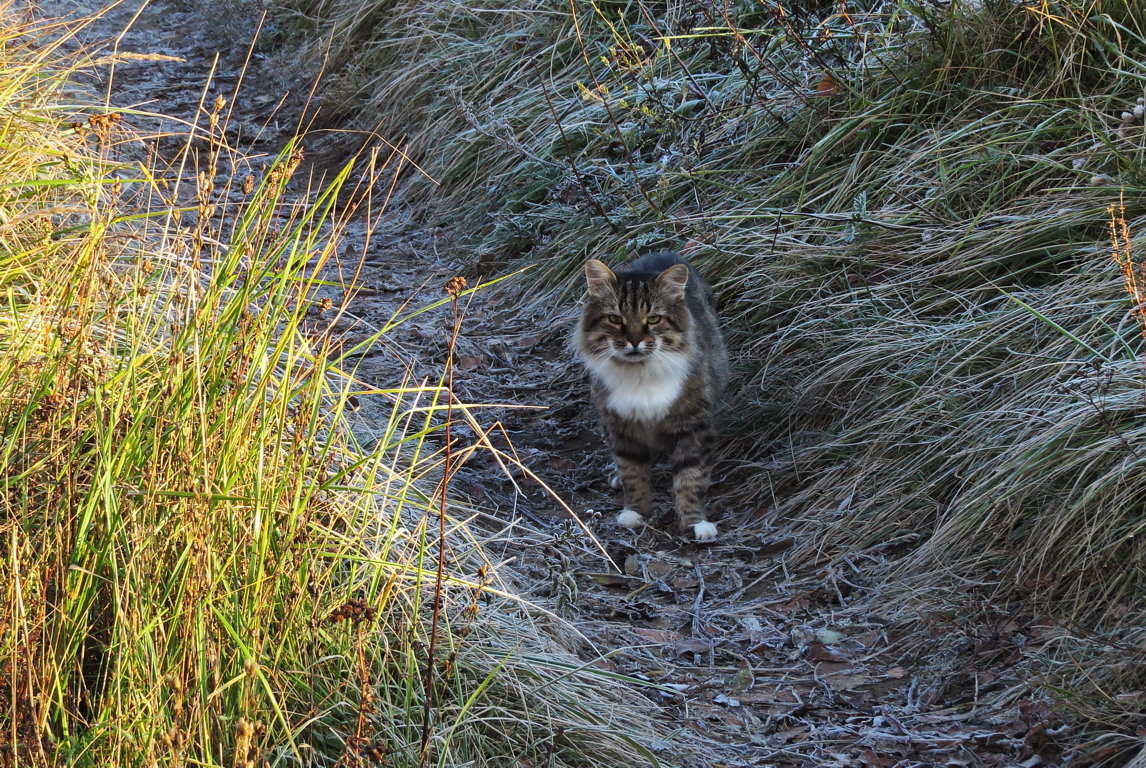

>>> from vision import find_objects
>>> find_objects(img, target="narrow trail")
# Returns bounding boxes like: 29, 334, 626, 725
29, 2, 1060, 765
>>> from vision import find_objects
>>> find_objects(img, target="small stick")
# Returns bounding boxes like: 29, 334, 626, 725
690, 561, 713, 666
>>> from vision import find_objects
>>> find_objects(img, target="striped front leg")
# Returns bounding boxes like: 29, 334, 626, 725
669, 425, 717, 541
612, 445, 652, 529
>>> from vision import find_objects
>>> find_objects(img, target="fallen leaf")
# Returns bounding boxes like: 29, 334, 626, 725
775, 725, 809, 743
790, 626, 815, 647
816, 73, 840, 96
824, 672, 870, 691
858, 749, 897, 767
727, 667, 753, 692
631, 628, 677, 644
673, 637, 712, 657
713, 692, 741, 707
1000, 618, 1023, 635
757, 536, 796, 555
814, 661, 851, 675
728, 687, 790, 706
808, 642, 851, 663
587, 572, 641, 587
707, 707, 745, 727
774, 597, 809, 615
593, 658, 623, 674
546, 455, 575, 472
815, 628, 847, 645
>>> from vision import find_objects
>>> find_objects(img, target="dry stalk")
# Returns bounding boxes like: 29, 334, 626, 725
1109, 199, 1146, 344
417, 275, 468, 768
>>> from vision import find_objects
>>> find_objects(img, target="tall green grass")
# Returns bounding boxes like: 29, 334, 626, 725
287, 0, 1146, 761
0, 7, 660, 766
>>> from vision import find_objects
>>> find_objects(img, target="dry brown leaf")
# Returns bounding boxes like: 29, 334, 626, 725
858, 749, 897, 768
731, 687, 795, 705
546, 455, 575, 472
631, 628, 677, 644
808, 642, 851, 663
673, 637, 712, 657
815, 72, 840, 96
814, 660, 852, 675
775, 725, 809, 743
824, 672, 870, 691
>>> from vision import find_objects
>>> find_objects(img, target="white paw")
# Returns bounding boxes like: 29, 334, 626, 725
609, 472, 623, 490
616, 509, 644, 528
692, 521, 718, 541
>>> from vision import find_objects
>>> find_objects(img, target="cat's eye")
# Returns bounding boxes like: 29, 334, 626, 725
606, 314, 623, 324
646, 314, 662, 325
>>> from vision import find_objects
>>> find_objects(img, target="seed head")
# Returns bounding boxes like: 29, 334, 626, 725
444, 276, 467, 298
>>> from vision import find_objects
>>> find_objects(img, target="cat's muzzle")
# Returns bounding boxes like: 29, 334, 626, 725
618, 342, 649, 360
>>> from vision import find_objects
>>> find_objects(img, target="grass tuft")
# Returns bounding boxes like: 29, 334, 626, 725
0, 7, 661, 767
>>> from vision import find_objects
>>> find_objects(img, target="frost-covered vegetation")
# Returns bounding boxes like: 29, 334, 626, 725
286, 0, 1146, 762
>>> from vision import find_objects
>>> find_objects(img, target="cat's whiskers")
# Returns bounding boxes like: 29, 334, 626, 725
586, 346, 691, 422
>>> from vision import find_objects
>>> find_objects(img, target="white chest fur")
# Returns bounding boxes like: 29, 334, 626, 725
587, 351, 690, 422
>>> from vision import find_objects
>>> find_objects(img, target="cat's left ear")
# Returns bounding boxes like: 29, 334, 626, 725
656, 263, 689, 301
584, 259, 617, 298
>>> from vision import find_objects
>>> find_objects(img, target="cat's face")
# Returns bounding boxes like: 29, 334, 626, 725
579, 259, 691, 365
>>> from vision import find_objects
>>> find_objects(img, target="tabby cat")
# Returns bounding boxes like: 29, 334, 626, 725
575, 251, 729, 541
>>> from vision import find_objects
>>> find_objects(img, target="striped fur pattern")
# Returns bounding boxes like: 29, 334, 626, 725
575, 252, 729, 541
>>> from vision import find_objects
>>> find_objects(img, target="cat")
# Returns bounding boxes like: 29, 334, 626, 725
575, 251, 729, 542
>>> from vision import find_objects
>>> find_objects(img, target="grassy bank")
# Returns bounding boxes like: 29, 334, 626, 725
0, 6, 660, 766
286, 0, 1146, 762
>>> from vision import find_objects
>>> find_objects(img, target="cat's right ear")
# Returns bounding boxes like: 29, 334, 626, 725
655, 263, 689, 301
584, 259, 617, 298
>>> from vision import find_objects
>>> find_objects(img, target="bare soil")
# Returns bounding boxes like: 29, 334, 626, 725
29, 1, 1067, 765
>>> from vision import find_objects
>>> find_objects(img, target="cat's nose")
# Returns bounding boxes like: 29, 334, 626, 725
626, 334, 643, 348
622, 341, 643, 356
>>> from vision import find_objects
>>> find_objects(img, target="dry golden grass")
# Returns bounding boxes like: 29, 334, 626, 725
0, 5, 666, 766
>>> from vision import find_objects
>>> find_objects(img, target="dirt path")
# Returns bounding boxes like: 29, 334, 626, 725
28, 2, 1063, 765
